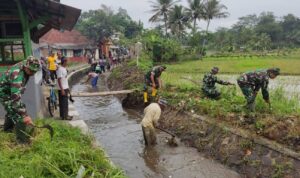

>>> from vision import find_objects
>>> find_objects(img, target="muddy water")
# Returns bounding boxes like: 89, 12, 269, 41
72, 77, 240, 178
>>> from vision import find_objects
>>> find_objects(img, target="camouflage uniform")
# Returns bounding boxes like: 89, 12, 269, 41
144, 66, 165, 88
0, 57, 40, 143
202, 72, 231, 99
237, 69, 270, 111
143, 66, 166, 103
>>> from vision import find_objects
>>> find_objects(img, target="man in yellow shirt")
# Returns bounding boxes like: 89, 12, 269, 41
141, 99, 167, 146
48, 52, 57, 82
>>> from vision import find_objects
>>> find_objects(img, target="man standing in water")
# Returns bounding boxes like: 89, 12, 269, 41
237, 68, 280, 112
141, 99, 167, 146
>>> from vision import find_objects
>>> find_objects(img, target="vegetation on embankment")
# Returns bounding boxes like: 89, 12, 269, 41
160, 52, 300, 151
0, 119, 126, 178
108, 57, 300, 178
109, 55, 300, 152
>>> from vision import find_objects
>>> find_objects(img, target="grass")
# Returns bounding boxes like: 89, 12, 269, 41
0, 119, 126, 178
156, 51, 300, 151
118, 51, 300, 150
167, 50, 300, 75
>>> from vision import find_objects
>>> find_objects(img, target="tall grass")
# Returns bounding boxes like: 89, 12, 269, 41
166, 56, 300, 75
0, 119, 126, 178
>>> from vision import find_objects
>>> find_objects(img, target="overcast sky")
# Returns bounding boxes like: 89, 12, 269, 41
61, 0, 300, 31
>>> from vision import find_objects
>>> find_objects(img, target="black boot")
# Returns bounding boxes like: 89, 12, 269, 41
3, 116, 15, 132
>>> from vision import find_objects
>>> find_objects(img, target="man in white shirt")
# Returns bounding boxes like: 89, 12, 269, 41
141, 99, 167, 146
56, 57, 72, 120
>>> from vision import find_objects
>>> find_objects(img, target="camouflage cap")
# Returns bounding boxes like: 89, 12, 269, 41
268, 68, 280, 76
25, 56, 40, 72
211, 67, 219, 73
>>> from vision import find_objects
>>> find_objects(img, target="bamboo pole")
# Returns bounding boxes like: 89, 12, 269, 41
71, 90, 134, 97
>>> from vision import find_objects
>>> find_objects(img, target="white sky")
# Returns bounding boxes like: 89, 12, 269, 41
61, 0, 300, 31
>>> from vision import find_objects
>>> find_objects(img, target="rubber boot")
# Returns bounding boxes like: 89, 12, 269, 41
151, 88, 157, 97
143, 92, 148, 103
3, 116, 15, 132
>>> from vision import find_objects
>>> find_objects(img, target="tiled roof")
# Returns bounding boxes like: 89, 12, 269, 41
40, 29, 91, 45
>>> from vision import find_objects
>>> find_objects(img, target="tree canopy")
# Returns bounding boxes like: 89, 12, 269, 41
76, 5, 143, 43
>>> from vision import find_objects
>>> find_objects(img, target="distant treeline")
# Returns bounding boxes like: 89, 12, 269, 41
207, 12, 300, 51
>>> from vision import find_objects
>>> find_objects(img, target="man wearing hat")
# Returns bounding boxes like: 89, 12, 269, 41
141, 99, 167, 146
237, 68, 280, 111
0, 56, 40, 143
202, 67, 234, 99
144, 65, 167, 103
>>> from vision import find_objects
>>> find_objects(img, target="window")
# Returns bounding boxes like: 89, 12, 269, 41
73, 49, 82, 57
61, 49, 67, 57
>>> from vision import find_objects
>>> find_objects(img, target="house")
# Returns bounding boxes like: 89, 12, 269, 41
39, 29, 98, 62
0, 0, 81, 119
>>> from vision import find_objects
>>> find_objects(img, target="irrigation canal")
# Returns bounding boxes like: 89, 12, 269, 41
72, 77, 240, 178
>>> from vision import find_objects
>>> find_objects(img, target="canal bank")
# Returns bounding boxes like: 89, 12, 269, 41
71, 71, 240, 178
107, 63, 300, 178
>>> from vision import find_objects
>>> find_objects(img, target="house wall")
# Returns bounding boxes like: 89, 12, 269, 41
67, 49, 73, 57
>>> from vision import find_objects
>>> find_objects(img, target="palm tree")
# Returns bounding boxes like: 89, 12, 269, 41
186, 0, 204, 32
149, 0, 179, 36
201, 0, 229, 54
168, 5, 190, 38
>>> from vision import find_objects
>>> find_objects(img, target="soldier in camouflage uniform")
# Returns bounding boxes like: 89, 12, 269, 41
0, 56, 40, 143
143, 66, 166, 103
237, 68, 280, 111
202, 67, 234, 99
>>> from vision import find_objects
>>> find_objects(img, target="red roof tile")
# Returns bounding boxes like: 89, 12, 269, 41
40, 29, 91, 45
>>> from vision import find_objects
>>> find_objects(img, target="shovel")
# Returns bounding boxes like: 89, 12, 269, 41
156, 127, 178, 147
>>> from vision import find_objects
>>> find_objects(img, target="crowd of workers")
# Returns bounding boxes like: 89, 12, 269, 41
0, 50, 281, 146
141, 65, 280, 146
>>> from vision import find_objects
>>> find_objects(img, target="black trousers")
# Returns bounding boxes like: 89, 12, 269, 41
58, 89, 69, 119
49, 70, 57, 81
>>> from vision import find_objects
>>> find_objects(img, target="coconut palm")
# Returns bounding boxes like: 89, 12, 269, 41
186, 0, 204, 32
149, 0, 179, 36
168, 5, 190, 38
201, 0, 229, 54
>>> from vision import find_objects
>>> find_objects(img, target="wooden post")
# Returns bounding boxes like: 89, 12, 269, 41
71, 90, 134, 97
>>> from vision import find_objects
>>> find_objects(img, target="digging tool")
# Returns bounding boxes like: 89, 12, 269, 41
157, 127, 176, 137
180, 77, 199, 85
156, 127, 178, 147
31, 124, 54, 141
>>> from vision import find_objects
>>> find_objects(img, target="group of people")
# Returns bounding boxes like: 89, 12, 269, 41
88, 53, 127, 74
141, 65, 280, 146
41, 51, 73, 121
0, 51, 74, 143
201, 66, 280, 111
